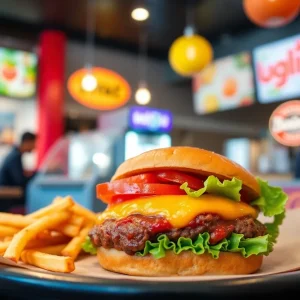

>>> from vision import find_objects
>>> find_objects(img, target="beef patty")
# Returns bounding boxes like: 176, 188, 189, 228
89, 214, 267, 255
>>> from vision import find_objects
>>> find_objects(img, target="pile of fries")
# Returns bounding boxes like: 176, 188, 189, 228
0, 196, 96, 273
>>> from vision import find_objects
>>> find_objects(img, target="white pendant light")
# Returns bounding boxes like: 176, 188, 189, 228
81, 73, 97, 91
131, 7, 150, 21
135, 81, 151, 105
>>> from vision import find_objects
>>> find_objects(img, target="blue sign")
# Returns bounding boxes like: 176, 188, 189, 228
128, 106, 172, 132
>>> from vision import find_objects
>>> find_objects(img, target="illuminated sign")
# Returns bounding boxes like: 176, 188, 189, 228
0, 47, 37, 98
128, 106, 172, 132
193, 52, 254, 115
253, 35, 300, 104
67, 67, 131, 110
269, 100, 300, 146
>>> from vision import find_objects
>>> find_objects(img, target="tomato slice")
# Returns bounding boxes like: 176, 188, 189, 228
109, 194, 145, 206
115, 173, 158, 184
97, 182, 185, 204
156, 171, 204, 190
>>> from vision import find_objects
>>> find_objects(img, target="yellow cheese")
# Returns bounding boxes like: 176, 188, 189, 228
96, 195, 258, 228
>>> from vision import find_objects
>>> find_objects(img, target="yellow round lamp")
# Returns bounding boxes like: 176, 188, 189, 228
169, 27, 213, 77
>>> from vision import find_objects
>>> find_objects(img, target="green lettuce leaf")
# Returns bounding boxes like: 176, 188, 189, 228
180, 175, 242, 201
136, 232, 269, 259
251, 178, 288, 217
82, 236, 97, 255
265, 211, 285, 252
251, 179, 287, 251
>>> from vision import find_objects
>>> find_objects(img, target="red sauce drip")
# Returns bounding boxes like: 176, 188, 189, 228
115, 215, 172, 235
210, 224, 235, 244
149, 218, 172, 234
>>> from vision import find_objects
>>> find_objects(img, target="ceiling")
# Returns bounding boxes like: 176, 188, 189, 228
0, 0, 255, 58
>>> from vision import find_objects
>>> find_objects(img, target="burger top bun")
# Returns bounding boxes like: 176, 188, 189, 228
112, 146, 260, 200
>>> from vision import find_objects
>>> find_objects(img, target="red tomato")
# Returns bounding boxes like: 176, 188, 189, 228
109, 194, 145, 206
115, 173, 158, 184
156, 171, 204, 190
97, 182, 185, 204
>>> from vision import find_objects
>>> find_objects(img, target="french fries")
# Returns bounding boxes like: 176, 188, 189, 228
61, 225, 93, 260
0, 240, 11, 253
52, 197, 96, 223
32, 244, 67, 255
25, 196, 74, 219
57, 223, 81, 238
21, 250, 75, 273
4, 211, 71, 262
26, 235, 70, 249
0, 213, 34, 228
69, 215, 84, 227
0, 195, 96, 273
0, 225, 20, 237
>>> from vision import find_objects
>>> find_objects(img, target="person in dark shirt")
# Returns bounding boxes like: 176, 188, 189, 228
0, 132, 37, 189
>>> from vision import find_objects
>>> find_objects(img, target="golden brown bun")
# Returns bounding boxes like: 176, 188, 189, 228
112, 147, 260, 200
97, 248, 263, 276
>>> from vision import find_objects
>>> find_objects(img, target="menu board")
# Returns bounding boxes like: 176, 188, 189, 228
193, 52, 255, 115
0, 47, 37, 98
253, 34, 300, 104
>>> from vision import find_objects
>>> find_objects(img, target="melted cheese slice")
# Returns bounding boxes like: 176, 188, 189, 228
96, 195, 258, 228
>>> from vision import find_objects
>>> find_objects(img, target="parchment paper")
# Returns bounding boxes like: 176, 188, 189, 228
1, 209, 299, 282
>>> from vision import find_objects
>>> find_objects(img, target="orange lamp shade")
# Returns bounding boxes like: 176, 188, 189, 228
243, 0, 300, 28
169, 34, 213, 77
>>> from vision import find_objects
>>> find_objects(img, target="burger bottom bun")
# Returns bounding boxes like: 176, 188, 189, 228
97, 248, 263, 276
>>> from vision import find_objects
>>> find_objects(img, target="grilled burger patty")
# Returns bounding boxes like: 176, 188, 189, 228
89, 213, 267, 255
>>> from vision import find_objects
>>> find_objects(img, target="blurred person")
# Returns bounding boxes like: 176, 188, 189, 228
0, 131, 37, 189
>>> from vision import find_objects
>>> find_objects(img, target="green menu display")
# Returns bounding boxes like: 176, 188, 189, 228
0, 47, 37, 98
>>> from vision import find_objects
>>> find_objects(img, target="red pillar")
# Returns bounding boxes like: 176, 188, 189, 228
37, 30, 66, 166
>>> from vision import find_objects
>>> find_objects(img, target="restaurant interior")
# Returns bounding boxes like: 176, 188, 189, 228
0, 0, 300, 298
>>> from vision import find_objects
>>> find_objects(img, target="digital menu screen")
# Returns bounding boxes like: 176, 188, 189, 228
192, 52, 255, 115
0, 47, 37, 98
253, 34, 300, 104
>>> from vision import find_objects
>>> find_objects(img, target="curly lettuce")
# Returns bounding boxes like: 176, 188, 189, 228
180, 175, 242, 201
137, 232, 269, 259
251, 178, 288, 217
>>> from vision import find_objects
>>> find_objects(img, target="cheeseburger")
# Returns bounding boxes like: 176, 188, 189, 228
84, 147, 287, 276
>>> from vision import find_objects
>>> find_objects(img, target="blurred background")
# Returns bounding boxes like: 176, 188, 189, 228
0, 0, 300, 213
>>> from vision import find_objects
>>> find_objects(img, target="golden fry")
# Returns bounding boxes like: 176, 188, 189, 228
57, 224, 80, 238
0, 225, 19, 237
0, 213, 34, 228
3, 236, 13, 242
71, 204, 96, 223
4, 211, 71, 262
26, 235, 70, 249
21, 250, 75, 273
31, 244, 67, 255
61, 225, 92, 260
25, 196, 74, 219
69, 215, 84, 227
53, 197, 96, 222
0, 241, 11, 253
